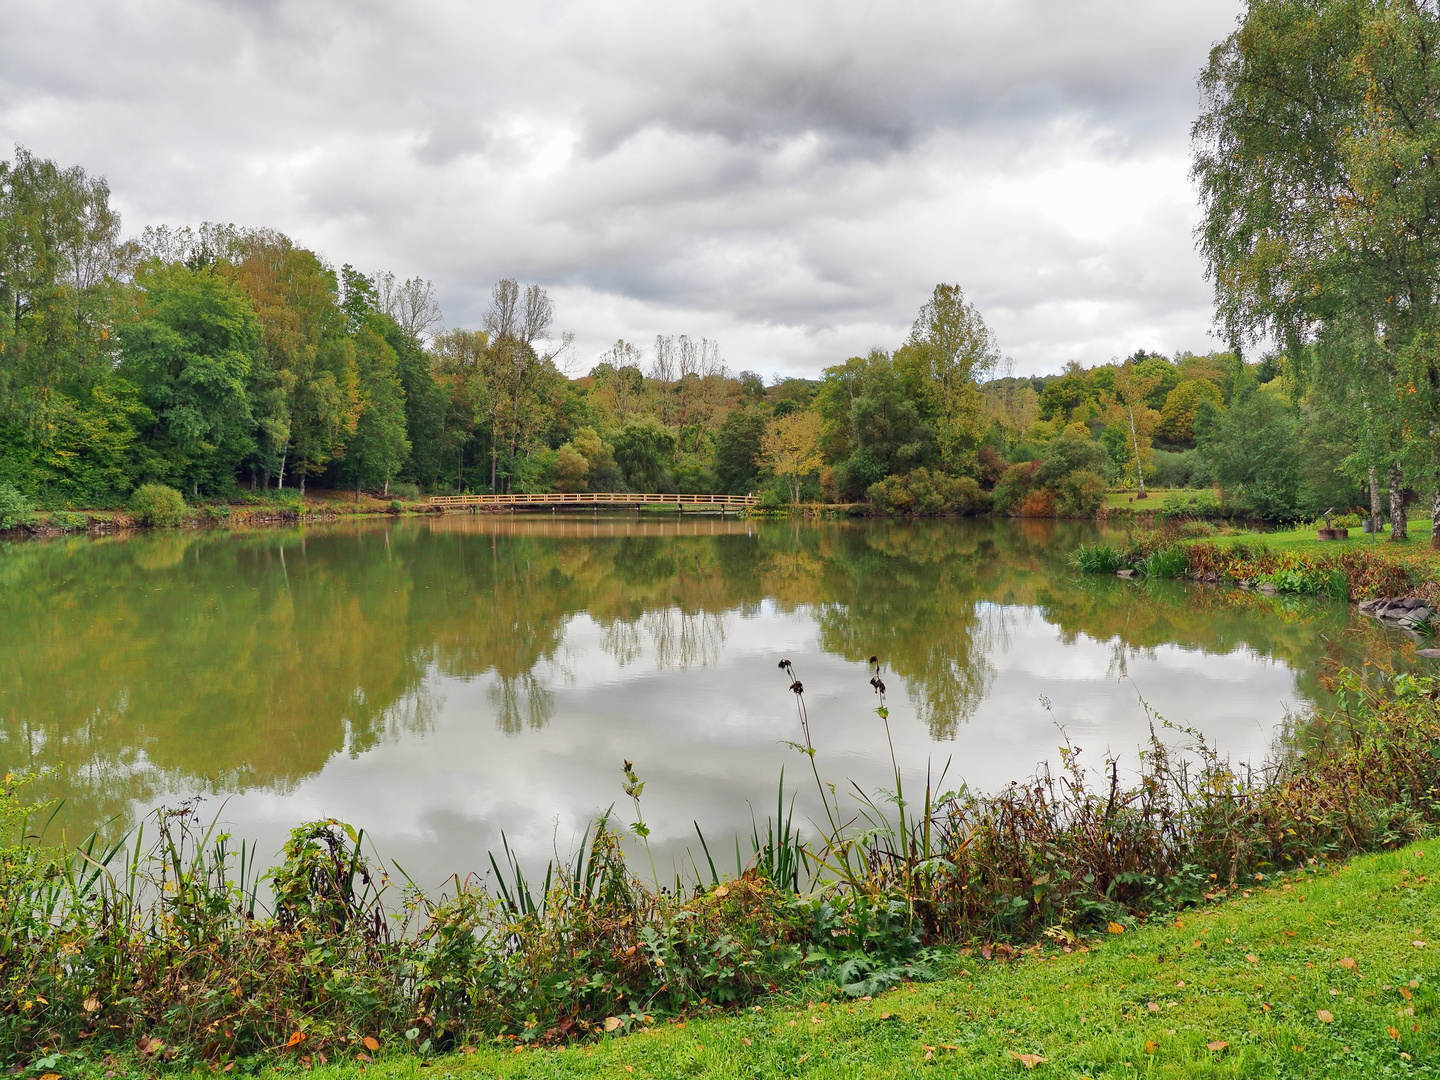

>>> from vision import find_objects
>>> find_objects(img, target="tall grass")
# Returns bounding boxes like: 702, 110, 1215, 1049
1070, 543, 1123, 574
5, 662, 1440, 1068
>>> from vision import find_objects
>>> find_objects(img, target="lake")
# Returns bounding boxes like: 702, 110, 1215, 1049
0, 515, 1409, 887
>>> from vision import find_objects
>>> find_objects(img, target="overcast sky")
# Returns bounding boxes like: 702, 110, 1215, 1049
1, 0, 1244, 378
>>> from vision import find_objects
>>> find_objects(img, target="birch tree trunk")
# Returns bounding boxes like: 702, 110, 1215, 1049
1390, 463, 1408, 541
1369, 465, 1383, 534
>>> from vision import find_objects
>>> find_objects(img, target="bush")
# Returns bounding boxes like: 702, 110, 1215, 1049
1159, 489, 1223, 520
1150, 449, 1203, 489
389, 499, 404, 513
866, 468, 983, 516
127, 483, 187, 527
0, 483, 34, 530
50, 511, 89, 531
1054, 468, 1107, 518
992, 461, 1043, 515
1038, 432, 1111, 487
1015, 487, 1056, 517
389, 481, 421, 500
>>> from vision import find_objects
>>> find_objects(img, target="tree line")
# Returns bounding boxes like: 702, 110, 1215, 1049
0, 145, 1259, 521
12, 5, 1440, 534
0, 145, 1007, 511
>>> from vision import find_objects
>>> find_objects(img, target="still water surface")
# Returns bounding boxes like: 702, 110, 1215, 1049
0, 516, 1407, 885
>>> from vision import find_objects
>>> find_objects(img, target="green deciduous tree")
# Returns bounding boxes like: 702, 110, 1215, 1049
119, 263, 258, 495
1193, 0, 1440, 543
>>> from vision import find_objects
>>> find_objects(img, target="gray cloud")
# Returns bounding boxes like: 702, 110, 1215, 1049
0, 0, 1243, 375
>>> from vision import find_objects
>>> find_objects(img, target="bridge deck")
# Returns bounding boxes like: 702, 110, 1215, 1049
429, 492, 757, 510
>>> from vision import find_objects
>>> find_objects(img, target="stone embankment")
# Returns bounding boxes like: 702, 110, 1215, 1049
1358, 596, 1440, 657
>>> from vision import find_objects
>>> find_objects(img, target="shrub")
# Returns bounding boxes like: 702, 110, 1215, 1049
866, 468, 983, 516
1159, 489, 1223, 520
50, 511, 89, 531
1149, 448, 1203, 488
1015, 487, 1056, 517
1038, 432, 1111, 487
992, 461, 1043, 515
389, 481, 421, 500
0, 483, 34, 530
1054, 468, 1107, 517
389, 499, 404, 513
127, 483, 187, 527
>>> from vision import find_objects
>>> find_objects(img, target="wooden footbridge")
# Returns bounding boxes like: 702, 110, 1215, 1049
428, 492, 758, 513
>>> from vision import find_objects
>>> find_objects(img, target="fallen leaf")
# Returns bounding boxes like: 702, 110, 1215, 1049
605, 1017, 624, 1032
1339, 957, 1356, 970
1144, 1041, 1159, 1052
1388, 1026, 1401, 1040
811, 1016, 822, 1025
39, 1074, 61, 1080
1400, 987, 1414, 1001
1414, 941, 1429, 948
362, 1036, 379, 1052
714, 885, 729, 898
1147, 1002, 1160, 1013
1107, 922, 1125, 935
83, 997, 101, 1013
356, 1054, 372, 1065
286, 1032, 307, 1049
1208, 1041, 1228, 1052
1317, 1010, 1334, 1023
1008, 1051, 1048, 1069
625, 1067, 635, 1074
1246, 954, 1259, 964
742, 1038, 752, 1046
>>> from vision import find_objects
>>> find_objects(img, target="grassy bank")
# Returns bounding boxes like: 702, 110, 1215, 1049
290, 842, 1440, 1079
1075, 518, 1440, 601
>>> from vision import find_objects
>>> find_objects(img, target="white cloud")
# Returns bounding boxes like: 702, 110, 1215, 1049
0, 0, 1244, 375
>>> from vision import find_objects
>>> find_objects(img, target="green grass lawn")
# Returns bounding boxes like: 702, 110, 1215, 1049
289, 844, 1439, 1079
1104, 488, 1186, 510
1208, 519, 1433, 554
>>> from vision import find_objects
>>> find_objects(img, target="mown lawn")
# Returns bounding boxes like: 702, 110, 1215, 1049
1103, 488, 1187, 510
287, 844, 1439, 1080
1206, 519, 1440, 584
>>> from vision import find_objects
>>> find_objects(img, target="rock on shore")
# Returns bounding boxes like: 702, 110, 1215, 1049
1358, 596, 1435, 631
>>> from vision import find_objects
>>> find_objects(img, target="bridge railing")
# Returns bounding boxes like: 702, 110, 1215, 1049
428, 491, 758, 508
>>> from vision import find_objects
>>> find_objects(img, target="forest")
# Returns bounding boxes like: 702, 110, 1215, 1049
7, 0, 1440, 543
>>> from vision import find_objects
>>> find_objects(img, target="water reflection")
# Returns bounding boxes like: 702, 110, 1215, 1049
0, 515, 1419, 872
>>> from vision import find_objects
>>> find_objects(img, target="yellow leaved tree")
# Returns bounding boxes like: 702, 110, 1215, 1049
761, 410, 823, 504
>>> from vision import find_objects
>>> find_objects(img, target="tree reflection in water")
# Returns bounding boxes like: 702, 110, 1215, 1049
0, 514, 1407, 842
